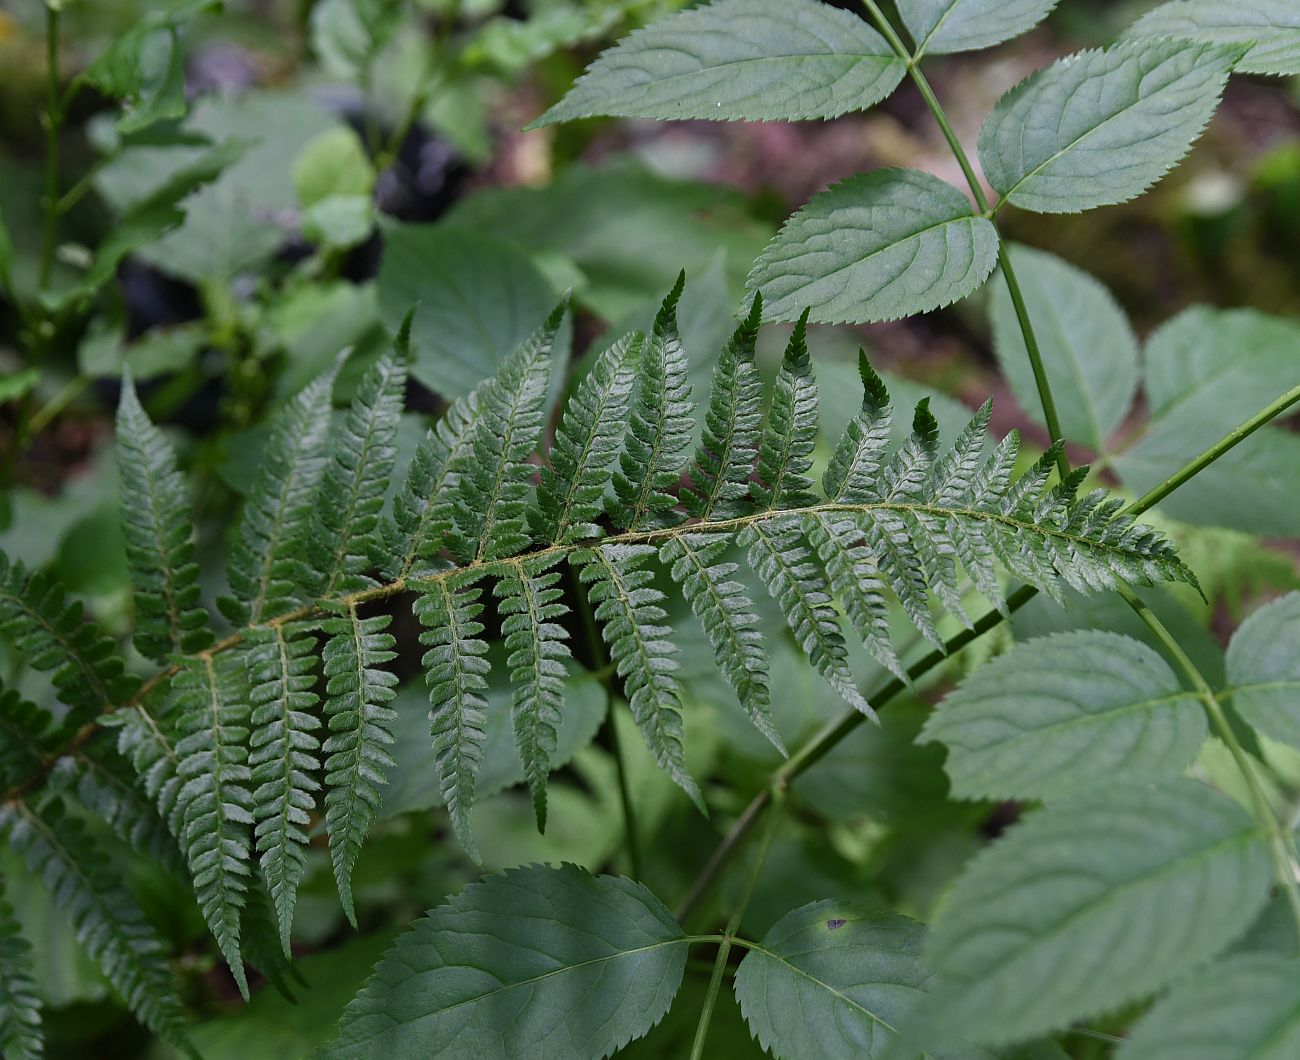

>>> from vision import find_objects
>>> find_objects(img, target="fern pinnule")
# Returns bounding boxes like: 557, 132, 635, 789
575, 543, 704, 810
613, 274, 696, 531
247, 621, 321, 952
660, 532, 781, 752
222, 364, 338, 626
172, 652, 253, 998
495, 555, 573, 830
753, 309, 818, 511
321, 605, 398, 925
452, 302, 564, 564
534, 330, 641, 543
115, 373, 212, 660
310, 348, 408, 597
0, 886, 41, 1060
683, 294, 764, 521
822, 351, 893, 504
0, 687, 55, 792
415, 574, 490, 860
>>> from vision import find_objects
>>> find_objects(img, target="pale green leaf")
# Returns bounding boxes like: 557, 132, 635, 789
1226, 592, 1300, 750
748, 169, 999, 324
323, 864, 688, 1059
898, 0, 1059, 57
531, 0, 905, 126
1116, 954, 1300, 1060
921, 631, 1206, 801
1129, 0, 1300, 76
924, 780, 1271, 1046
733, 901, 929, 1059
989, 244, 1138, 452
1113, 307, 1300, 535
979, 39, 1239, 214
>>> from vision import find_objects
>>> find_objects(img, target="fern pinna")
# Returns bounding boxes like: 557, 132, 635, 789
0, 278, 1192, 1048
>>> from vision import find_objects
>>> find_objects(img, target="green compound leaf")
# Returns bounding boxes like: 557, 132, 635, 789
1128, 0, 1300, 77
921, 631, 1206, 801
989, 244, 1138, 453
923, 779, 1271, 1047
1225, 591, 1300, 750
898, 0, 1060, 58
323, 864, 688, 1059
979, 39, 1240, 214
530, 0, 905, 126
733, 901, 930, 1059
1116, 953, 1300, 1060
748, 169, 999, 324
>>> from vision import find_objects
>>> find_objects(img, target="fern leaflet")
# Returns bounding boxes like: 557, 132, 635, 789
753, 310, 818, 511
0, 885, 41, 1060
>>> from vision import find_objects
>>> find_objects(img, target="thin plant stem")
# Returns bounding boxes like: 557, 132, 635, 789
861, 0, 1070, 478
38, 2, 63, 292
1118, 584, 1300, 945
571, 567, 643, 879
26, 375, 89, 438
689, 788, 785, 1060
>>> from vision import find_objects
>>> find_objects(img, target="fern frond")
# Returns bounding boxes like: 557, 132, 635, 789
172, 653, 252, 998
414, 575, 489, 859
534, 331, 641, 543
310, 350, 408, 597
660, 532, 781, 752
247, 622, 321, 952
823, 351, 892, 503
0, 799, 190, 1051
683, 295, 764, 520
239, 881, 301, 1001
753, 310, 818, 511
740, 517, 873, 717
452, 304, 563, 563
115, 373, 212, 661
575, 543, 703, 809
388, 382, 485, 578
223, 366, 338, 626
321, 605, 397, 924
613, 275, 696, 531
0, 885, 42, 1060
0, 552, 137, 730
494, 556, 573, 830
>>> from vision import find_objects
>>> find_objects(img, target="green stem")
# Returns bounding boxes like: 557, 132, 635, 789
38, 2, 62, 292
572, 568, 642, 880
1117, 584, 1300, 946
689, 788, 784, 1060
862, 0, 1070, 478
26, 375, 89, 438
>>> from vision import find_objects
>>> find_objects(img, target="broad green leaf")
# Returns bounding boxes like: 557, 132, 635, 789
1113, 308, 1300, 535
311, 0, 405, 79
988, 244, 1137, 452
292, 127, 375, 207
921, 631, 1206, 801
898, 0, 1059, 57
323, 865, 688, 1059
924, 779, 1271, 1046
1116, 954, 1300, 1060
445, 162, 770, 322
377, 225, 558, 398
531, 0, 905, 126
748, 169, 999, 324
1129, 1, 1300, 77
1226, 592, 1300, 750
733, 901, 929, 1059
979, 39, 1239, 214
